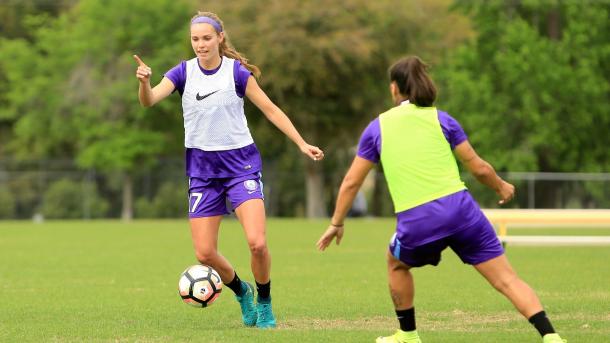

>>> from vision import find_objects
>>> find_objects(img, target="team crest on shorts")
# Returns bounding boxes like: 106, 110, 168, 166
243, 180, 258, 192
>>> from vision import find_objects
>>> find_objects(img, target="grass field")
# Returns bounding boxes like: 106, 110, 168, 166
1, 218, 609, 342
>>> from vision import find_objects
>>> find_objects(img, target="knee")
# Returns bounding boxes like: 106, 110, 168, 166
248, 240, 268, 257
386, 251, 410, 272
194, 249, 218, 265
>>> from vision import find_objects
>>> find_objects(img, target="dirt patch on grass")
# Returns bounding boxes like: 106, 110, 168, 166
278, 310, 610, 332
278, 311, 520, 331
278, 316, 395, 330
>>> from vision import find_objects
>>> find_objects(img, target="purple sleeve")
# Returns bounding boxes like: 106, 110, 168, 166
233, 60, 252, 98
164, 61, 186, 95
357, 118, 381, 163
438, 111, 468, 149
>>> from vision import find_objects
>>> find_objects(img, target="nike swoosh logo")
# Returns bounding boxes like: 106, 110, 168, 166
196, 90, 219, 101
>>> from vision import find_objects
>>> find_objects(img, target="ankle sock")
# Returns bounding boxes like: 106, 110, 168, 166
256, 280, 271, 301
529, 311, 556, 337
226, 272, 245, 296
396, 307, 416, 331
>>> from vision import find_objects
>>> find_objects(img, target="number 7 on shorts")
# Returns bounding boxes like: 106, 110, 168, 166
190, 192, 203, 213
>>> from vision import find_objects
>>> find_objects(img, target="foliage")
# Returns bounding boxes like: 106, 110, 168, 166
0, 0, 196, 218
0, 1, 77, 155
0, 0, 472, 216
41, 178, 108, 219
1, 172, 40, 219
219, 0, 472, 149
205, 0, 473, 215
1, 0, 608, 215
0, 0, 76, 40
436, 1, 610, 173
0, 0, 191, 171
0, 185, 16, 218
135, 181, 187, 218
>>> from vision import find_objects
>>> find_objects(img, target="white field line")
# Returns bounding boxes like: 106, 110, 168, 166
499, 235, 610, 246
494, 223, 610, 229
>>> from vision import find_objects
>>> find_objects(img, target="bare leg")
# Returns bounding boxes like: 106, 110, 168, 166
474, 254, 543, 318
234, 199, 270, 283
375, 252, 421, 341
190, 216, 235, 283
386, 251, 414, 310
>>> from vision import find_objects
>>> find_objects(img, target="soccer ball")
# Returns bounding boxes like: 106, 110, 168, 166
178, 264, 223, 307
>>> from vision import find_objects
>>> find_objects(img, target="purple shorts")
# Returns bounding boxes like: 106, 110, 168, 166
389, 190, 504, 267
188, 172, 264, 218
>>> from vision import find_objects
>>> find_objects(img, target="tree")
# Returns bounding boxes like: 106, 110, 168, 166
0, 0, 76, 158
208, 0, 473, 217
0, 0, 77, 39
436, 0, 610, 207
1, 0, 474, 218
0, 0, 193, 219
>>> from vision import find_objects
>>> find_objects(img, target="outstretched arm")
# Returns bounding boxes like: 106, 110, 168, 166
454, 140, 514, 205
245, 75, 324, 161
134, 55, 174, 107
317, 156, 375, 251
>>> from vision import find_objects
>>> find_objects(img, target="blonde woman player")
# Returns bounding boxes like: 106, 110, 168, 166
317, 56, 565, 343
135, 11, 324, 328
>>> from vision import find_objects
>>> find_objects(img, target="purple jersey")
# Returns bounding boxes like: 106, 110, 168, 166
165, 58, 259, 178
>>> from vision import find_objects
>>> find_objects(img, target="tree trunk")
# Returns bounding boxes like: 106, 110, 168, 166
547, 8, 561, 41
305, 160, 326, 218
371, 166, 392, 216
371, 169, 383, 216
121, 172, 133, 221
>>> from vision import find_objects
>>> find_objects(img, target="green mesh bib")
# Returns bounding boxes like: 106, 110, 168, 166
379, 104, 466, 212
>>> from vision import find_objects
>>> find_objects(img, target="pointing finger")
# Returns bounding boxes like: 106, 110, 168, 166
133, 54, 146, 67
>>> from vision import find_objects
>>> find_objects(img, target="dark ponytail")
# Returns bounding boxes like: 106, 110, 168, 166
389, 56, 436, 107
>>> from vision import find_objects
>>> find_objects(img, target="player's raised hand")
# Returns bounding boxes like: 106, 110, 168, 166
300, 143, 325, 161
317, 224, 344, 251
133, 55, 152, 83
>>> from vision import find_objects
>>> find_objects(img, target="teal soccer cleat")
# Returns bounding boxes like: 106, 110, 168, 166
255, 297, 276, 328
235, 282, 257, 326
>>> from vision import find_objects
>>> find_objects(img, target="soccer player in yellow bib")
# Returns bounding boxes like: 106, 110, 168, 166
317, 56, 565, 343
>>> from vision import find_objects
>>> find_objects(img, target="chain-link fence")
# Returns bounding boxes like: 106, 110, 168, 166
1, 158, 609, 220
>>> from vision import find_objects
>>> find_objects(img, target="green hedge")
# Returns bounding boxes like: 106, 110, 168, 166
42, 179, 109, 219
135, 181, 187, 218
0, 185, 16, 218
